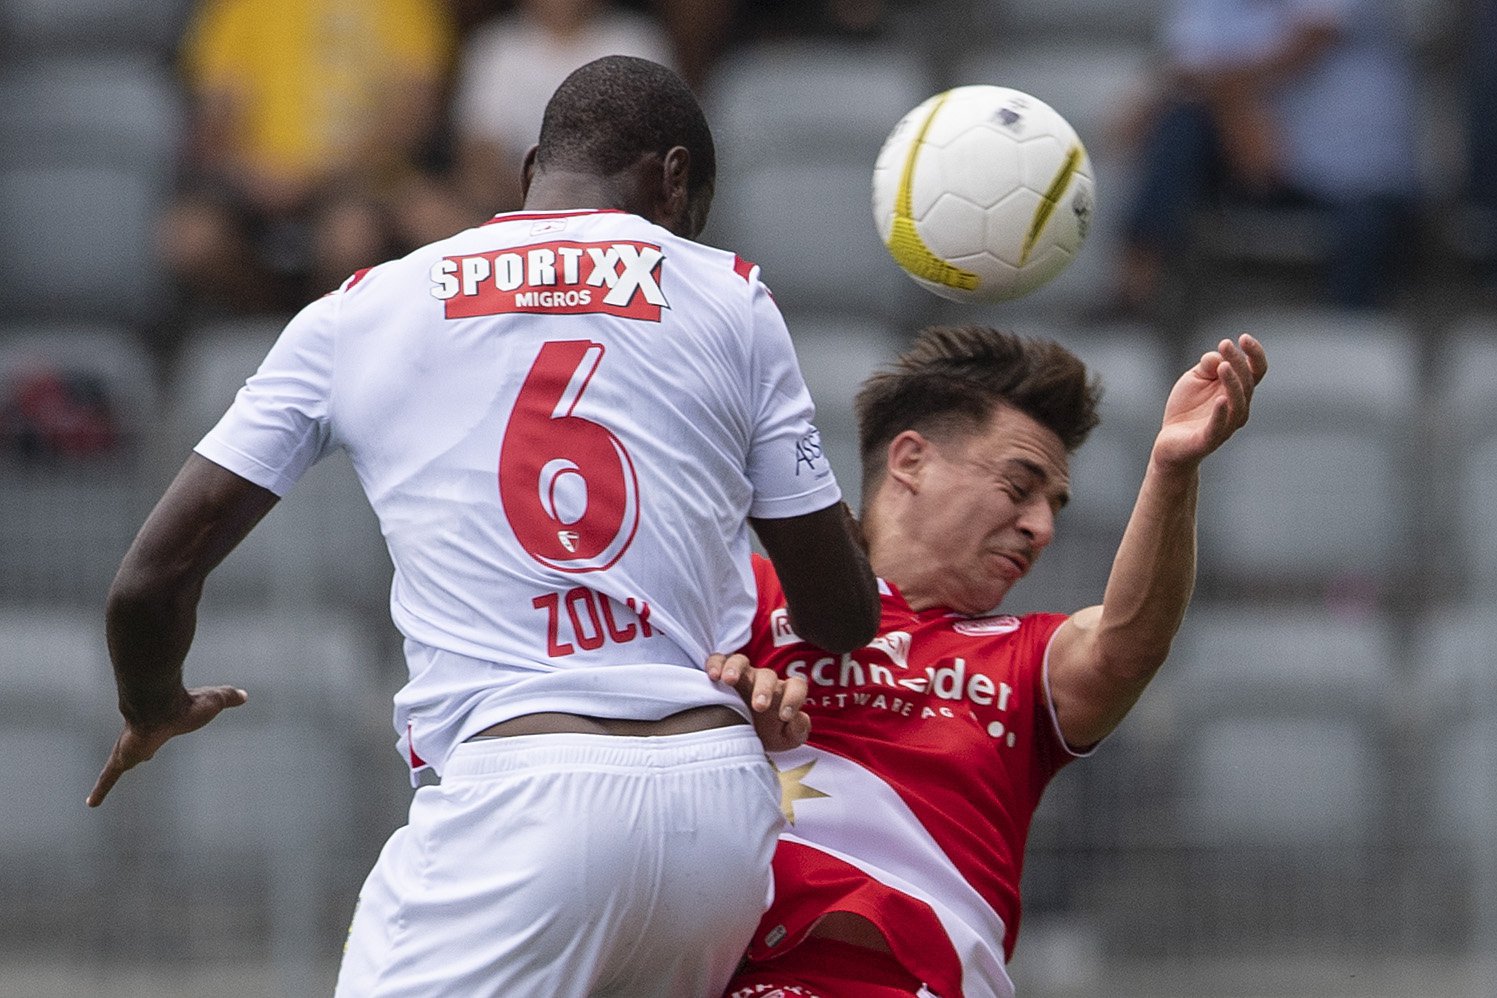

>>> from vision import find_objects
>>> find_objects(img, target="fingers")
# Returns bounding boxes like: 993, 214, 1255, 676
775, 674, 809, 722
1216, 344, 1249, 425
1238, 333, 1268, 384
784, 709, 812, 748
87, 686, 248, 808
86, 745, 128, 808
745, 665, 778, 711
706, 652, 749, 685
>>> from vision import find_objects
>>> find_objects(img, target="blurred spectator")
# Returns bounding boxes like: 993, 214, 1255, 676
1104, 0, 1420, 314
159, 0, 456, 312
450, 0, 675, 217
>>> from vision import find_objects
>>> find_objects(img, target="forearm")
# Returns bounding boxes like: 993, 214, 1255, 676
1092, 455, 1201, 682
102, 456, 277, 726
105, 567, 203, 727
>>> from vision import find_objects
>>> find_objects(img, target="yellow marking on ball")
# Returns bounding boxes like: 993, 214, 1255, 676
1020, 143, 1083, 266
886, 91, 981, 292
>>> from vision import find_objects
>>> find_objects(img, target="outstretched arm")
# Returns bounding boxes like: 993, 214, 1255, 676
1046, 335, 1268, 748
88, 454, 278, 806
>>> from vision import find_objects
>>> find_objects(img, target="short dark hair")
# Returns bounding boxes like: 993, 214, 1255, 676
854, 325, 1102, 500
534, 55, 716, 205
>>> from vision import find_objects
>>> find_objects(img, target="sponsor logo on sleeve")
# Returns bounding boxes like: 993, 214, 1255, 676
429, 240, 668, 321
793, 428, 826, 477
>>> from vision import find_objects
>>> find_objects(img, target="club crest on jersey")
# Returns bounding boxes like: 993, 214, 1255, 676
952, 615, 1021, 636
430, 240, 668, 321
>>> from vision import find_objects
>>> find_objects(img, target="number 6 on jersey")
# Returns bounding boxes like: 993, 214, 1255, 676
499, 340, 640, 572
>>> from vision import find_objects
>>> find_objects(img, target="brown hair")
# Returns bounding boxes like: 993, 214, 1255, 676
854, 325, 1101, 504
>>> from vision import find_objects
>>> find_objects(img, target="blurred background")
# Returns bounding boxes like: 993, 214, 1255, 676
1, 0, 1494, 994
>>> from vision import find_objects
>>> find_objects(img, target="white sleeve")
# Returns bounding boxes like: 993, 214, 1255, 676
743, 275, 843, 519
193, 292, 338, 496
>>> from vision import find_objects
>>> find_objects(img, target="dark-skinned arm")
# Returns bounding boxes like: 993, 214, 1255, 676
87, 454, 280, 806
752, 500, 879, 654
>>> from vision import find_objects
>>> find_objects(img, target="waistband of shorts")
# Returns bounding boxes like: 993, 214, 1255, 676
441, 724, 769, 780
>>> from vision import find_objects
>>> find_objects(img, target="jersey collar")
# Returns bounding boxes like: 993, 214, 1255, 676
483, 208, 629, 226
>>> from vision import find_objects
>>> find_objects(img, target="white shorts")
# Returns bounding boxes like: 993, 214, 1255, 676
335, 726, 783, 998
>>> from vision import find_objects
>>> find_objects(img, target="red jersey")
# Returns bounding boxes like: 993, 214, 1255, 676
742, 555, 1087, 998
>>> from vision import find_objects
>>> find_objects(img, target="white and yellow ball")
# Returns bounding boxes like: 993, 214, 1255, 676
873, 85, 1096, 304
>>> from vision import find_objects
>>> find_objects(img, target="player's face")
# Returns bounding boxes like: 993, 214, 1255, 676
907, 406, 1070, 614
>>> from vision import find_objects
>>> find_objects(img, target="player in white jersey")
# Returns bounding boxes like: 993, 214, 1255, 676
87, 56, 878, 997
721, 325, 1268, 997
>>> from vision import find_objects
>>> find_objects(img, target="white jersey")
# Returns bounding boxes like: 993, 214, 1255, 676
196, 208, 841, 777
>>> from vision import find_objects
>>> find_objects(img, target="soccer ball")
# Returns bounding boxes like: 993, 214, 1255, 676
872, 85, 1096, 304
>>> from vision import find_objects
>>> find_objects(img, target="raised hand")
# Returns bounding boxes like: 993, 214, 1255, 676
1152, 334, 1268, 470
87, 685, 248, 807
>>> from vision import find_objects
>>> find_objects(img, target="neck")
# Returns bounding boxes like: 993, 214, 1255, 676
866, 511, 941, 612
523, 170, 651, 222
870, 545, 942, 612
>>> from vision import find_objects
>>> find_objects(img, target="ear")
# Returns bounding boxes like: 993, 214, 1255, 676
885, 430, 930, 493
520, 144, 540, 200
661, 145, 691, 227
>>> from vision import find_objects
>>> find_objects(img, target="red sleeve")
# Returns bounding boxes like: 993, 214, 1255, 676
1017, 612, 1077, 783
740, 553, 783, 661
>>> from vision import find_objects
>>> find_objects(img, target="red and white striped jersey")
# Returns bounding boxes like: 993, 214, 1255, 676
196, 210, 841, 778
742, 555, 1087, 998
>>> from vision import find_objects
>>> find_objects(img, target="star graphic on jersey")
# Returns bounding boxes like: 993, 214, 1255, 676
776, 760, 830, 824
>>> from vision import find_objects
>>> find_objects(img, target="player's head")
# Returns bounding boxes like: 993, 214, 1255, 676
853, 326, 1101, 612
856, 326, 1100, 498
528, 55, 716, 237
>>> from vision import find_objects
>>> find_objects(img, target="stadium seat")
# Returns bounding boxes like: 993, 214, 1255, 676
782, 314, 904, 510
0, 57, 182, 327
170, 321, 394, 613
150, 611, 400, 991
0, 0, 190, 56
703, 42, 932, 318
0, 606, 117, 943
1180, 716, 1385, 848
1165, 602, 1398, 721
1192, 309, 1420, 598
1127, 601, 1400, 953
709, 149, 920, 318
1417, 601, 1497, 963
0, 165, 172, 327
1432, 317, 1497, 593
0, 324, 161, 606
1417, 601, 1497, 834
0, 56, 183, 174
1163, 603, 1397, 840
705, 41, 931, 164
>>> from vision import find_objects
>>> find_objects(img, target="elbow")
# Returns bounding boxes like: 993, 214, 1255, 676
789, 594, 881, 654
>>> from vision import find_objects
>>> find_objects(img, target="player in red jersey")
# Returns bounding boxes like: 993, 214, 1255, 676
719, 324, 1268, 998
